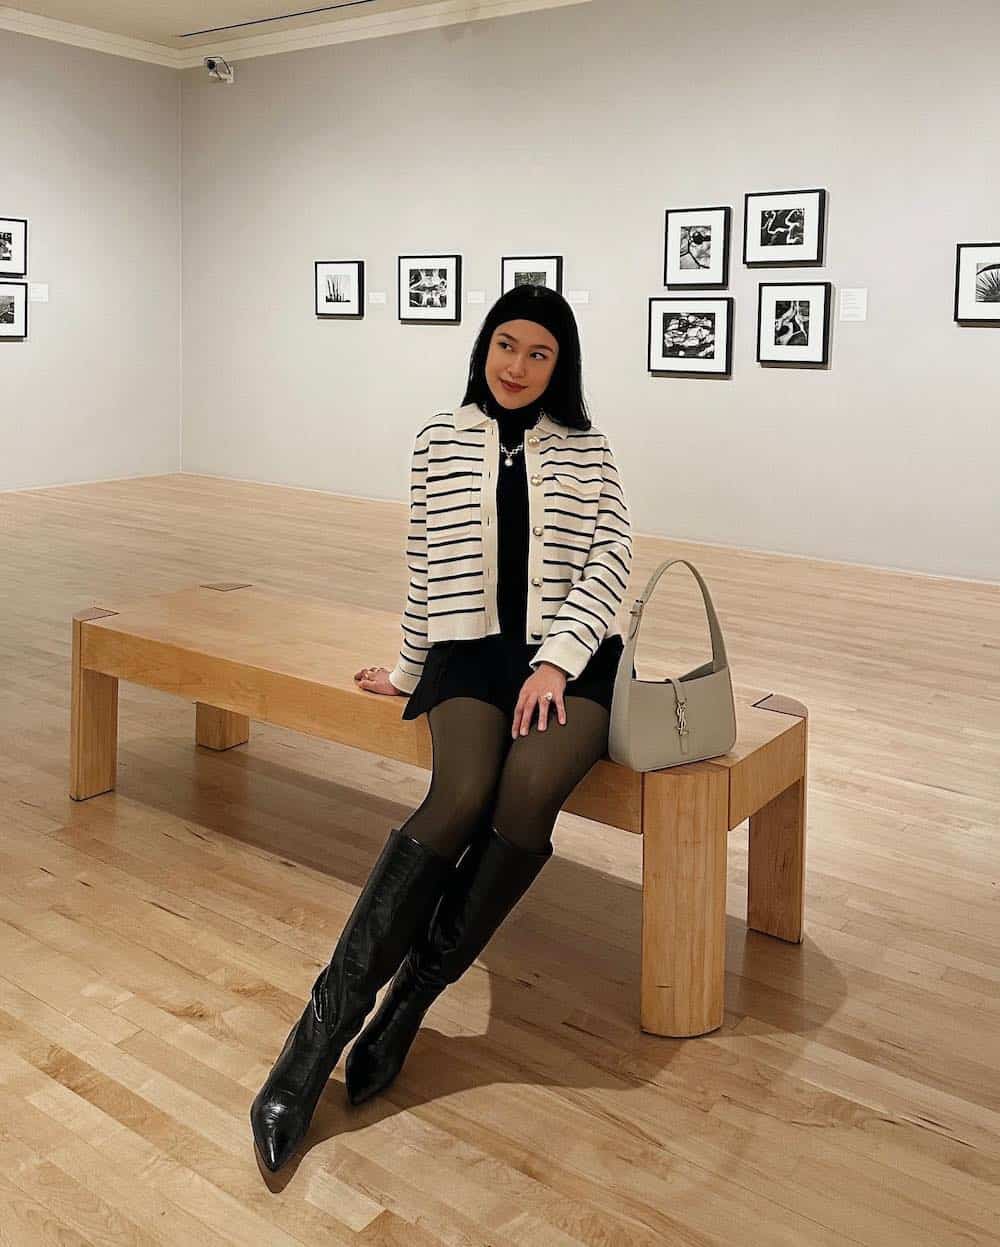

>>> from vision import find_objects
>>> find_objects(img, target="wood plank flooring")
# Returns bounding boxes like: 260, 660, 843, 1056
1, 472, 997, 1245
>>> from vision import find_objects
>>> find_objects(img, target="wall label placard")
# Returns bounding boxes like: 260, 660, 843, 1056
839, 288, 868, 321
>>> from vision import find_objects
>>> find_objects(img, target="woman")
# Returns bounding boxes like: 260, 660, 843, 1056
251, 284, 633, 1174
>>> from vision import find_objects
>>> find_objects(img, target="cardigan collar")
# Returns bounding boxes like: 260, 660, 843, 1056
454, 400, 568, 440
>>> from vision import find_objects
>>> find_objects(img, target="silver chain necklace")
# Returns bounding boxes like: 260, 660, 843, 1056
499, 407, 545, 468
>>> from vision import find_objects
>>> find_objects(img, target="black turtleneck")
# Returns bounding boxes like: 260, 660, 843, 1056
479, 391, 546, 643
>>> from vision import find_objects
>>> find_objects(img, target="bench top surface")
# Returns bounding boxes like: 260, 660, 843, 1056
78, 583, 805, 765
83, 583, 394, 683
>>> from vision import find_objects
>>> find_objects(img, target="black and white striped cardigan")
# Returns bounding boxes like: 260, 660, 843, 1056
388, 401, 633, 694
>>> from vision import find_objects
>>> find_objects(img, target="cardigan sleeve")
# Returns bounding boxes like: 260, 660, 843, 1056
388, 427, 432, 694
528, 436, 633, 681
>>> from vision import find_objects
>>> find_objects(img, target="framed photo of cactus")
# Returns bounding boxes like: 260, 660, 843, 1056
954, 243, 1000, 323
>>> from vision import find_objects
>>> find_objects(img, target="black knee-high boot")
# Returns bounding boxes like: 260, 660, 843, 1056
344, 825, 553, 1106
250, 827, 454, 1172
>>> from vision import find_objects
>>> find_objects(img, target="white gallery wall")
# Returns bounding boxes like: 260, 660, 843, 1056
4, 1, 997, 581
179, 0, 1000, 582
1, 31, 180, 491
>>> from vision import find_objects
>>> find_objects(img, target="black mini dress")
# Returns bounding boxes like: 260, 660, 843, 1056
401, 402, 634, 723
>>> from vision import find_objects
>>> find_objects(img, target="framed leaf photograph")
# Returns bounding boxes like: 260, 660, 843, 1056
744, 189, 826, 266
756, 282, 832, 364
648, 296, 733, 376
663, 206, 731, 289
315, 260, 364, 317
398, 254, 462, 323
954, 243, 1000, 324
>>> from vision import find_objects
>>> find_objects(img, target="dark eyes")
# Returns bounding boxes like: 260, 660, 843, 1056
499, 342, 548, 360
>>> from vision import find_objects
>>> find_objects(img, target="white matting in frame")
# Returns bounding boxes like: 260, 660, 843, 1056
744, 189, 826, 266
0, 281, 28, 338
398, 254, 462, 322
648, 296, 733, 375
315, 260, 364, 317
954, 243, 1000, 323
664, 206, 731, 288
0, 217, 27, 277
501, 255, 563, 294
757, 282, 831, 364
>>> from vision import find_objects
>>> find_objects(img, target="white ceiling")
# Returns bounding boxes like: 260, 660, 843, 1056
1, 0, 589, 65
7, 0, 440, 47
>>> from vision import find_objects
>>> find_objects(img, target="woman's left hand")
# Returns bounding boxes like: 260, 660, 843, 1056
512, 662, 568, 737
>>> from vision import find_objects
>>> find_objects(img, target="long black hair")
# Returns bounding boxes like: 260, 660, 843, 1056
460, 284, 591, 432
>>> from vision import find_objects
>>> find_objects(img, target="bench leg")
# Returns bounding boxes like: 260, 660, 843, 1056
70, 613, 118, 801
747, 776, 806, 943
195, 704, 250, 750
640, 765, 729, 1037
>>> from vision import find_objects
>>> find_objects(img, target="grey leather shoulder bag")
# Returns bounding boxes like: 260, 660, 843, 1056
608, 558, 737, 772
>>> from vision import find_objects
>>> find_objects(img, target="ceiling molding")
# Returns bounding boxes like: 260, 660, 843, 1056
0, 6, 181, 65
0, 0, 590, 69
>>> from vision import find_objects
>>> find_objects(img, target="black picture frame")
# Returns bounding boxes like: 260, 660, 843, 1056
0, 217, 28, 278
663, 206, 731, 289
398, 254, 462, 323
0, 281, 28, 340
756, 281, 832, 366
314, 259, 365, 318
647, 296, 734, 377
744, 188, 826, 267
500, 255, 563, 294
954, 243, 1000, 324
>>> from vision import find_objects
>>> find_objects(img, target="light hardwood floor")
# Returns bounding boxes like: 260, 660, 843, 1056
1, 471, 998, 1246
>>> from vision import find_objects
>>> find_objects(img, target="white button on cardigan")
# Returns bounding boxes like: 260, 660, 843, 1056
388, 401, 633, 694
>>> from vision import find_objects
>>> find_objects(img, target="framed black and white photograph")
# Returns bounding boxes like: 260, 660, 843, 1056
648, 296, 733, 376
954, 243, 1000, 324
756, 282, 832, 364
744, 189, 826, 267
398, 254, 462, 322
501, 255, 563, 294
0, 281, 28, 339
315, 259, 364, 317
0, 217, 28, 277
663, 206, 731, 289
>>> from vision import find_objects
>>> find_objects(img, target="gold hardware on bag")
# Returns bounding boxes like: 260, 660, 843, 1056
608, 559, 738, 771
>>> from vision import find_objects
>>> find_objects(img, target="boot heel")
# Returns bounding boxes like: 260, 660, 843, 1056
250, 828, 452, 1172
345, 825, 552, 1106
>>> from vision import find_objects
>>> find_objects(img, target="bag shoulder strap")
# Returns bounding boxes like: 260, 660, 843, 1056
627, 558, 729, 672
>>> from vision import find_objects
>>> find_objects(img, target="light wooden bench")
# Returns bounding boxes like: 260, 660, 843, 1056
70, 582, 807, 1038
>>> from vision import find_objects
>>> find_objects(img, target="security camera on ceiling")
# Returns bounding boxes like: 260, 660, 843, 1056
204, 56, 235, 84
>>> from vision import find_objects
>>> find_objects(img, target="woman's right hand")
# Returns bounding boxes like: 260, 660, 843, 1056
354, 664, 405, 696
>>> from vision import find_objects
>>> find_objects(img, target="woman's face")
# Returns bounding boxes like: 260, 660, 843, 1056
485, 318, 559, 409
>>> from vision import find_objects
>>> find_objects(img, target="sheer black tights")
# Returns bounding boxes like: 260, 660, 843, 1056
399, 695, 610, 860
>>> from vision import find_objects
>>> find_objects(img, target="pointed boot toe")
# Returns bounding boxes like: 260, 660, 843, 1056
249, 829, 454, 1172
249, 997, 343, 1173
250, 1097, 299, 1173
